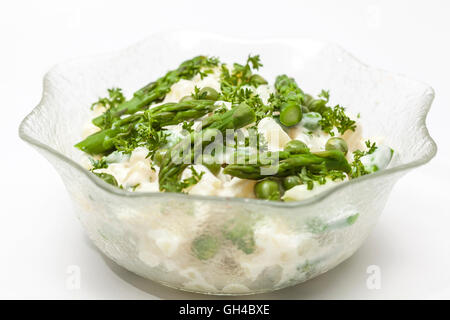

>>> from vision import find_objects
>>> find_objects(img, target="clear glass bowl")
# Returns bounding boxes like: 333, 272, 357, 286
19, 31, 436, 295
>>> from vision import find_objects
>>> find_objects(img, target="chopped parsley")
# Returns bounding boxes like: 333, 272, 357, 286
350, 140, 377, 178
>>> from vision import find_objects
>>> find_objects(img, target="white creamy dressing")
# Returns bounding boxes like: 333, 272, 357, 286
81, 104, 106, 139
161, 68, 222, 103
93, 147, 159, 192
360, 144, 394, 173
282, 178, 346, 202
257, 117, 291, 151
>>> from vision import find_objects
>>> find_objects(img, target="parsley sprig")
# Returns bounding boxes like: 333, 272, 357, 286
219, 55, 272, 121
350, 140, 377, 178
89, 157, 108, 170
160, 166, 205, 193
319, 105, 357, 136
91, 88, 125, 111
299, 167, 347, 190
113, 123, 169, 158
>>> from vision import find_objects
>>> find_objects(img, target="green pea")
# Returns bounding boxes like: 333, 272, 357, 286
325, 137, 348, 155
282, 176, 302, 190
308, 99, 327, 113
153, 148, 169, 166
301, 105, 310, 114
199, 87, 219, 101
254, 179, 281, 200
192, 234, 220, 260
303, 94, 314, 107
222, 216, 256, 254
201, 154, 221, 175
284, 140, 310, 154
179, 95, 194, 102
301, 112, 322, 131
250, 74, 268, 85
286, 91, 303, 102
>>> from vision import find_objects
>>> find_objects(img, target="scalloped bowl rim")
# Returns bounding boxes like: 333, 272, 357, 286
18, 31, 437, 209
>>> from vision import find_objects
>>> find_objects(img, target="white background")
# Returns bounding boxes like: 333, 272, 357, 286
1, 0, 449, 299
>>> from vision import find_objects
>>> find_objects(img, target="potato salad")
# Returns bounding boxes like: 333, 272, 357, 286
74, 55, 396, 293
76, 55, 394, 202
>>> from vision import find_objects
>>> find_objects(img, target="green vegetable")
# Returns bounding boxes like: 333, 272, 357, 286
254, 179, 282, 200
292, 166, 345, 191
91, 88, 125, 111
325, 137, 348, 155
103, 150, 129, 164
306, 217, 328, 234
220, 55, 263, 91
305, 90, 329, 114
179, 95, 194, 102
301, 112, 322, 131
223, 149, 351, 180
170, 165, 205, 192
75, 99, 218, 154
279, 101, 302, 126
302, 90, 356, 135
306, 213, 360, 234
153, 148, 169, 167
284, 140, 310, 154
319, 105, 356, 136
273, 75, 304, 100
93, 172, 118, 186
192, 234, 220, 260
360, 145, 393, 174
92, 56, 219, 129
201, 102, 256, 131
282, 175, 302, 190
250, 74, 268, 85
303, 94, 314, 108
307, 98, 328, 114
201, 154, 221, 175
198, 87, 220, 101
346, 213, 359, 225
74, 54, 385, 200
223, 217, 256, 254
270, 75, 304, 126
218, 55, 275, 122
89, 157, 108, 170
158, 103, 256, 192
350, 140, 378, 178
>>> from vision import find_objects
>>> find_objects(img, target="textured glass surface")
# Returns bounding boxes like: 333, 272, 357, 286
19, 31, 436, 295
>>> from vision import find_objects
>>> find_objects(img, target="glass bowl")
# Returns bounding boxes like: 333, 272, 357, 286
19, 31, 436, 295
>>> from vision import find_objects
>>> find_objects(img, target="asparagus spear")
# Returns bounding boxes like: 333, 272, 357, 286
158, 103, 256, 192
271, 75, 305, 127
223, 150, 351, 180
92, 56, 219, 128
75, 99, 218, 154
